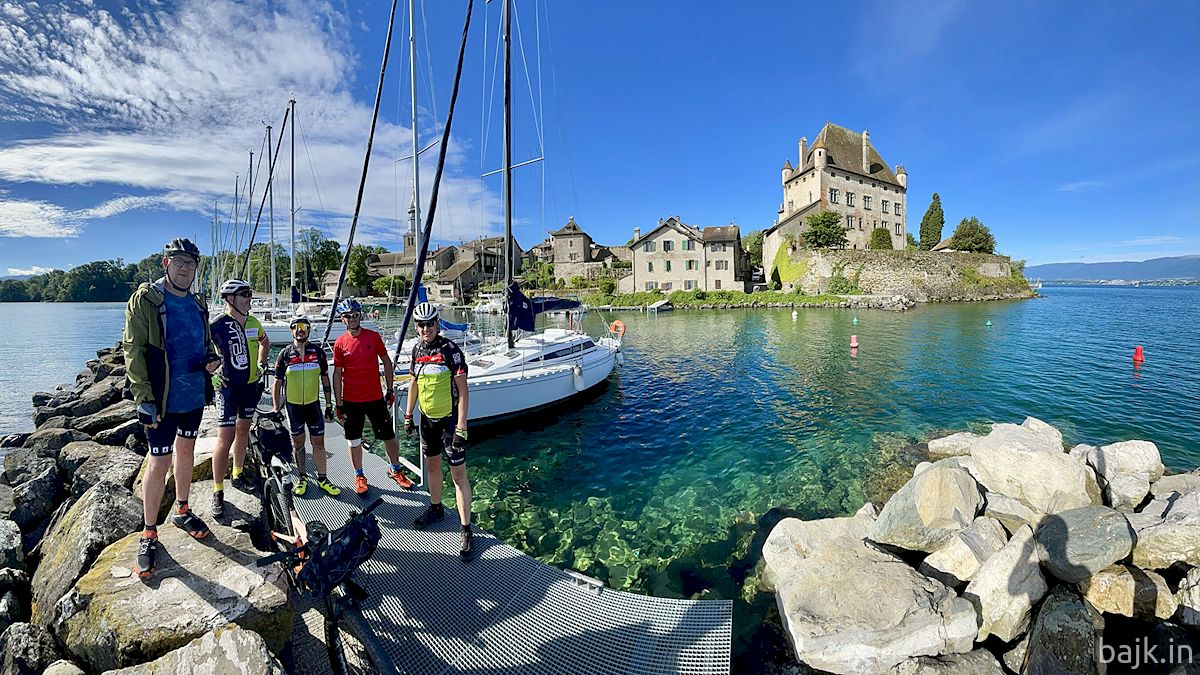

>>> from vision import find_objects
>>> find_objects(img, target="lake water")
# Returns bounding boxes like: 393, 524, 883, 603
2, 286, 1198, 669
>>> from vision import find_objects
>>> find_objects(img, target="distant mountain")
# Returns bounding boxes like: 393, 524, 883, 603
1026, 256, 1200, 281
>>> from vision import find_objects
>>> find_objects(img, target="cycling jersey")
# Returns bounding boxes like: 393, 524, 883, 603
210, 312, 251, 390
409, 336, 468, 420
245, 315, 265, 383
332, 328, 389, 403
274, 342, 329, 405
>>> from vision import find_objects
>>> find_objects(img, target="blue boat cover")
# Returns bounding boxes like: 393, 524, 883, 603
507, 283, 580, 332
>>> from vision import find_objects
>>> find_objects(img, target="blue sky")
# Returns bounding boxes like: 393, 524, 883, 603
1, 0, 1198, 277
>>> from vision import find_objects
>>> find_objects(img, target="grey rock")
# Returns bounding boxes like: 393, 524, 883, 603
918, 516, 1008, 587
3, 450, 55, 487
765, 513, 977, 674
31, 482, 142, 628
1024, 586, 1100, 675
19, 429, 88, 460
30, 393, 53, 408
1175, 566, 1200, 627
9, 463, 60, 531
926, 432, 979, 460
890, 650, 1004, 674
187, 480, 262, 533
1131, 490, 1200, 569
55, 522, 293, 672
0, 522, 22, 570
1150, 472, 1200, 499
0, 591, 20, 637
72, 400, 136, 435
124, 434, 148, 456
44, 660, 86, 675
70, 446, 142, 497
1086, 439, 1165, 485
971, 425, 1100, 515
963, 524, 1048, 642
977, 422, 1062, 456
0, 487, 9, 523
93, 420, 140, 447
1104, 472, 1150, 512
1069, 443, 1096, 463
1125, 492, 1177, 532
1079, 564, 1178, 620
65, 379, 120, 419
0, 435, 29, 450
35, 416, 72, 431
31, 407, 68, 428
56, 441, 106, 483
101, 624, 287, 675
0, 569, 31, 616
983, 491, 1041, 534
869, 464, 982, 553
1034, 506, 1134, 583
0, 622, 64, 675
1020, 416, 1064, 450
1002, 636, 1029, 674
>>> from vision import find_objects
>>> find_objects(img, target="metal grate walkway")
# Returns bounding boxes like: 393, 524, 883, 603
291, 421, 732, 674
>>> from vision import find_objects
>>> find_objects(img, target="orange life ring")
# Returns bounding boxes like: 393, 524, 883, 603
609, 320, 626, 337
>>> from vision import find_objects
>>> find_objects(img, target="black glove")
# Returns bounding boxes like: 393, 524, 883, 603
137, 402, 158, 426
403, 415, 415, 437
324, 405, 335, 422
385, 390, 395, 406
336, 405, 345, 422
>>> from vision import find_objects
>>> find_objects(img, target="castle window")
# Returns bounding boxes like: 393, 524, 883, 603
683, 239, 695, 251
663, 240, 674, 252
788, 200, 794, 212
715, 260, 729, 271
895, 224, 902, 235
711, 242, 726, 252
645, 281, 657, 291
665, 261, 672, 272
569, 253, 578, 261
647, 262, 653, 272
845, 216, 854, 229
685, 280, 696, 290
882, 199, 889, 213
829, 188, 839, 204
858, 219, 864, 231
643, 241, 656, 253
661, 282, 672, 291
863, 196, 872, 209
894, 203, 902, 216
569, 240, 574, 248
846, 192, 856, 207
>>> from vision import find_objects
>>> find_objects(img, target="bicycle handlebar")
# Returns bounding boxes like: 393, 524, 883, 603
254, 498, 386, 569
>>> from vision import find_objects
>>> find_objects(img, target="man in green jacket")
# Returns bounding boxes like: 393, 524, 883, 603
123, 238, 220, 579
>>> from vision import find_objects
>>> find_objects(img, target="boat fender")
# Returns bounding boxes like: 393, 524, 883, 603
609, 320, 626, 338
572, 364, 585, 392
615, 351, 625, 366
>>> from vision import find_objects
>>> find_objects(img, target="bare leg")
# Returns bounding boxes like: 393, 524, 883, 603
427, 454, 444, 504
143, 454, 173, 525
382, 437, 400, 465
174, 437, 197, 504
450, 463, 472, 526
212, 426, 235, 485
292, 435, 307, 475
232, 418, 252, 471
349, 440, 363, 471
312, 435, 328, 475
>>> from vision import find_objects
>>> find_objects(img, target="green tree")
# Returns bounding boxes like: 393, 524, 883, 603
868, 228, 894, 250
949, 217, 996, 253
372, 275, 409, 297
919, 193, 944, 250
347, 244, 387, 292
296, 227, 343, 287
598, 277, 617, 295
129, 252, 165, 285
0, 279, 30, 301
521, 261, 556, 289
742, 230, 765, 267
906, 232, 919, 250
61, 260, 130, 301
803, 211, 847, 249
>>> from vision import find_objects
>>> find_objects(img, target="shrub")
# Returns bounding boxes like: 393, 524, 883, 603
802, 211, 847, 249
598, 278, 617, 295
868, 228, 894, 250
949, 217, 995, 254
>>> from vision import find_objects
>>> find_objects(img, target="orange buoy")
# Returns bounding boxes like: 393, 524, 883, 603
609, 320, 627, 337
850, 335, 859, 349
1133, 345, 1145, 363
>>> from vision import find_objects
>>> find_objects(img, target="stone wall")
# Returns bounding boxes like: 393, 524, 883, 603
778, 249, 1030, 301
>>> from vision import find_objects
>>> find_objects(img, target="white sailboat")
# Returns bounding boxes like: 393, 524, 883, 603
396, 0, 622, 423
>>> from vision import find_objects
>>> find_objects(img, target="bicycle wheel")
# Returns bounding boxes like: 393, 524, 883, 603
264, 478, 294, 550
327, 622, 378, 675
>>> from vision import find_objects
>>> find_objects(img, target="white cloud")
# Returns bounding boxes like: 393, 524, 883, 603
6, 266, 52, 276
0, 0, 503, 245
1121, 235, 1186, 246
1056, 180, 1105, 192
0, 199, 80, 237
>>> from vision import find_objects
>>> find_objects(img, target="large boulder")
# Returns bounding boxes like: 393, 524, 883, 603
70, 446, 143, 497
9, 463, 61, 531
1023, 586, 1101, 675
1033, 506, 1134, 583
1104, 473, 1150, 512
925, 432, 979, 460
0, 621, 64, 675
983, 491, 1040, 534
43, 660, 85, 675
918, 517, 1007, 588
54, 522, 293, 672
93, 420, 140, 447
970, 426, 1100, 515
1175, 566, 1200, 627
1130, 490, 1200, 569
1019, 416, 1064, 449
57, 441, 106, 483
19, 429, 89, 460
1086, 440, 1164, 486
1150, 473, 1200, 499
0, 521, 23, 570
65, 379, 121, 419
186, 480, 262, 533
75, 402, 138, 435
30, 482, 142, 628
101, 624, 287, 675
963, 524, 1048, 642
1079, 564, 1178, 621
1068, 443, 1095, 463
764, 512, 977, 673
0, 486, 11, 521
3, 451, 57, 487
889, 650, 1004, 674
869, 463, 981, 553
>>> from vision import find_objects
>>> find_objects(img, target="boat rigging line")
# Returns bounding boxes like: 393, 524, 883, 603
239, 104, 291, 281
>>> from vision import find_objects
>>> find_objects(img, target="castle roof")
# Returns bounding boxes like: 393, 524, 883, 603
798, 123, 903, 188
550, 216, 586, 237
701, 226, 740, 243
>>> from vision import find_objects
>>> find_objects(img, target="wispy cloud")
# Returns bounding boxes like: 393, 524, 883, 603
1056, 180, 1105, 192
0, 199, 81, 238
0, 0, 502, 244
1121, 235, 1186, 246
6, 266, 53, 276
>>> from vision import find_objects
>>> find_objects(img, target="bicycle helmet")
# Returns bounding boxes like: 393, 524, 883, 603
219, 278, 251, 298
289, 315, 313, 330
412, 302, 439, 322
163, 237, 201, 261
337, 297, 362, 315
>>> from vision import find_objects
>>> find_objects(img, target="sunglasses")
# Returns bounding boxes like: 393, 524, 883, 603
169, 257, 198, 270
235, 290, 253, 298
415, 320, 437, 328
341, 312, 362, 319
292, 325, 310, 332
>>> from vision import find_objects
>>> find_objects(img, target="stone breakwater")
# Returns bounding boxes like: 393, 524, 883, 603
0, 342, 293, 674
763, 416, 1200, 674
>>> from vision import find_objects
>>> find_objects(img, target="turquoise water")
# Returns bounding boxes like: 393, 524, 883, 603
3, 287, 1199, 668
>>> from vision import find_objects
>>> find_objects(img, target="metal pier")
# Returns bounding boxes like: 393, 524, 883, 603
290, 421, 733, 674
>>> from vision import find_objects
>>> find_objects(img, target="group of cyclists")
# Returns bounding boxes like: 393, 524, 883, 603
123, 237, 475, 579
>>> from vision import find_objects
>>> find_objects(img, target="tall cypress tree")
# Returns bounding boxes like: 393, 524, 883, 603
919, 193, 944, 250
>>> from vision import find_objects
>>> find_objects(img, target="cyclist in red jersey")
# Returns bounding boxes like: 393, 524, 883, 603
331, 298, 414, 495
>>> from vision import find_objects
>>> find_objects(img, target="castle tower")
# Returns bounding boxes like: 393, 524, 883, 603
895, 165, 907, 189
781, 159, 793, 185
862, 129, 870, 173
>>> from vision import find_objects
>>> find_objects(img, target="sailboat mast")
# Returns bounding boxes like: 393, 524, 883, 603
267, 124, 276, 308
290, 98, 296, 300
503, 0, 513, 349
247, 152, 254, 283
231, 173, 239, 281
409, 0, 423, 259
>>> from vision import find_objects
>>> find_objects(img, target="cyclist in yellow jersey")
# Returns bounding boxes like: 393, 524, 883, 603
273, 316, 340, 496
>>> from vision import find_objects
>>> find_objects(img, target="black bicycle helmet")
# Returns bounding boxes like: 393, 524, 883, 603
164, 237, 201, 261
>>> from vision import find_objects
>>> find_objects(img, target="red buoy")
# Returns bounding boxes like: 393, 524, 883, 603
1133, 345, 1145, 363
850, 335, 859, 349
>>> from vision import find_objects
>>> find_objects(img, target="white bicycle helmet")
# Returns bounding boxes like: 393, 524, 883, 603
219, 278, 251, 297
289, 315, 313, 330
412, 302, 439, 322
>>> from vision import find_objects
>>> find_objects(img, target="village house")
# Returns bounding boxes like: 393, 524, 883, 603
531, 216, 631, 282
361, 230, 525, 303
762, 123, 908, 284
628, 216, 750, 293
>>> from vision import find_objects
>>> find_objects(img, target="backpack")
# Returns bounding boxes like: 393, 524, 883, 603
252, 412, 294, 466
296, 510, 381, 596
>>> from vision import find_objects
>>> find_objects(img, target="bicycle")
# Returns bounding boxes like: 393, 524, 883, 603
250, 411, 398, 675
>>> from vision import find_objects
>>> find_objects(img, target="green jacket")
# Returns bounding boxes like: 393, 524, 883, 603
122, 278, 216, 415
